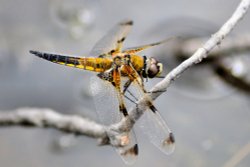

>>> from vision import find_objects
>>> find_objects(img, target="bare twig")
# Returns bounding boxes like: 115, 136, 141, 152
0, 0, 249, 148
223, 142, 250, 167
174, 33, 250, 58
0, 108, 106, 139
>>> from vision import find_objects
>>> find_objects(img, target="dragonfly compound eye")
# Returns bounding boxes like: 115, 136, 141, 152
147, 57, 162, 78
147, 64, 159, 78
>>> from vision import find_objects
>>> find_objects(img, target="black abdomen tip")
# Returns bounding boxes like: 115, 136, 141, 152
29, 50, 43, 58
29, 50, 36, 54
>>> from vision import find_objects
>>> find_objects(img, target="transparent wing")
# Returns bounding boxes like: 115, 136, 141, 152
139, 108, 175, 154
90, 76, 138, 164
126, 81, 175, 155
90, 20, 133, 57
123, 36, 176, 54
90, 76, 121, 125
113, 130, 138, 165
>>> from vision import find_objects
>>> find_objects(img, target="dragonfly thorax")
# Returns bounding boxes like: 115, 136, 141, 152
113, 56, 123, 67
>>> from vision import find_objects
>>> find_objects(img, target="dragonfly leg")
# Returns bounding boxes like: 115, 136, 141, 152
123, 79, 138, 101
124, 94, 137, 105
112, 68, 129, 117
147, 89, 167, 94
97, 69, 129, 117
123, 79, 132, 94
122, 64, 159, 113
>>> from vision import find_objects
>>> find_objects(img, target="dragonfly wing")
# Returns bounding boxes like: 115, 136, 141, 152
90, 76, 120, 125
123, 37, 176, 54
90, 20, 133, 57
90, 76, 138, 164
126, 81, 175, 155
113, 130, 138, 165
139, 109, 175, 154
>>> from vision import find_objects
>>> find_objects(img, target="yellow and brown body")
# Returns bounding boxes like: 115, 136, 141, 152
30, 50, 113, 73
30, 19, 174, 164
30, 50, 145, 77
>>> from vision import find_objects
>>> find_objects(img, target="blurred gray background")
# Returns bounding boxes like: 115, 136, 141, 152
0, 0, 250, 167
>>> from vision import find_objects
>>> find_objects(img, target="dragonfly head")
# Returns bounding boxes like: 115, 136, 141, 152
144, 57, 163, 78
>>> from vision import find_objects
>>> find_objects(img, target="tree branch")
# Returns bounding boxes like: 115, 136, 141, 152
152, 0, 250, 96
173, 33, 250, 58
0, 108, 106, 139
223, 142, 250, 167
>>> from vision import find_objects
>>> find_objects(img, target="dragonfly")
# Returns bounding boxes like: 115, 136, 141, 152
30, 20, 175, 164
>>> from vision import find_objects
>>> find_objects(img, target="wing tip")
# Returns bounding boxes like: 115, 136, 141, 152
120, 20, 133, 26
121, 144, 139, 156
170, 132, 175, 142
169, 132, 175, 144
164, 132, 175, 145
134, 144, 139, 155
161, 133, 175, 155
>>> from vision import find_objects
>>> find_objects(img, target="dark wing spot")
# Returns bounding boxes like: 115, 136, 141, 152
151, 41, 161, 46
163, 132, 175, 146
134, 144, 139, 155
121, 144, 139, 156
120, 20, 133, 26
118, 37, 126, 43
169, 132, 175, 143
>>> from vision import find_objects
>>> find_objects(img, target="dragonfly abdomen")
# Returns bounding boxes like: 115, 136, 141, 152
30, 50, 112, 72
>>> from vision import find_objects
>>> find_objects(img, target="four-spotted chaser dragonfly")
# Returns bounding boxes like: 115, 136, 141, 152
30, 20, 175, 164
